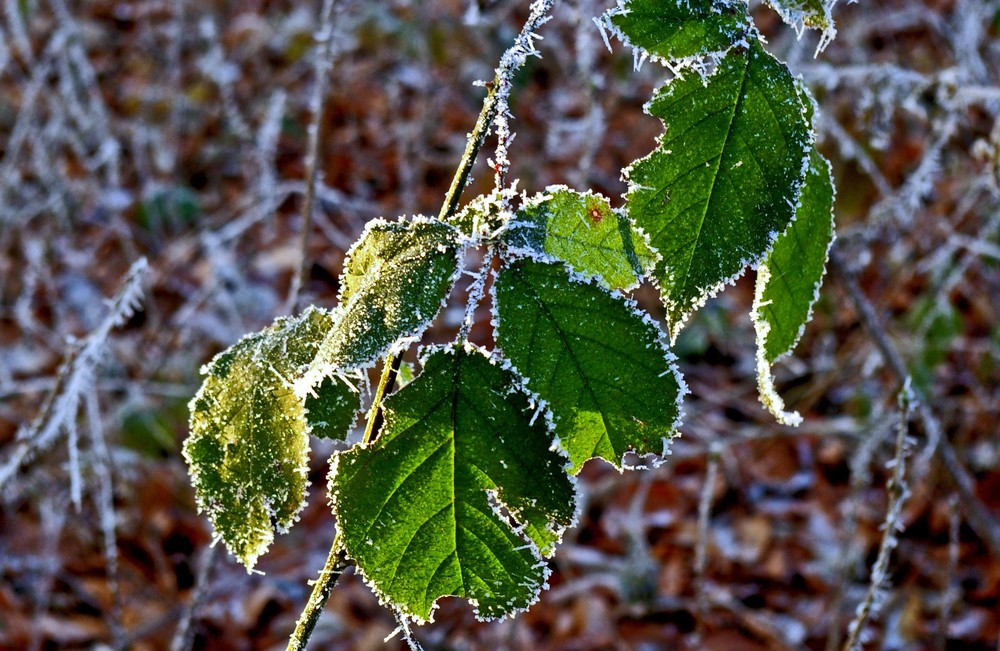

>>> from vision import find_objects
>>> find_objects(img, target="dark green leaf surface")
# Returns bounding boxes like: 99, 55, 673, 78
505, 186, 656, 290
185, 307, 355, 569
494, 258, 684, 472
331, 346, 576, 622
305, 376, 361, 440
753, 148, 835, 425
305, 217, 460, 385
625, 38, 810, 341
608, 0, 748, 61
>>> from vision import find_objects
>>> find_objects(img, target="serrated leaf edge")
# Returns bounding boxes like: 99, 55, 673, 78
622, 38, 815, 343
298, 215, 465, 394
751, 152, 836, 426
493, 251, 688, 472
599, 0, 754, 73
328, 341, 580, 625
504, 184, 661, 292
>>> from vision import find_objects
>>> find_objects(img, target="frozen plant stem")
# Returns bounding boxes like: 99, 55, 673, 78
842, 383, 914, 651
285, 538, 350, 651
694, 442, 721, 643
285, 5, 557, 647
288, 0, 340, 314
830, 251, 1000, 560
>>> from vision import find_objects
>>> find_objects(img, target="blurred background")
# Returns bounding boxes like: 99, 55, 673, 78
1, 0, 999, 649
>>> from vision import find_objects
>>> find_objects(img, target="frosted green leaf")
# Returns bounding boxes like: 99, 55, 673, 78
607, 0, 749, 61
764, 0, 838, 51
753, 148, 835, 425
305, 376, 361, 440
304, 217, 460, 385
624, 38, 810, 341
505, 186, 657, 291
331, 345, 576, 622
494, 258, 684, 473
184, 307, 355, 570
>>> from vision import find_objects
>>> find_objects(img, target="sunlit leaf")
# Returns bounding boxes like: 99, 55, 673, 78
505, 186, 657, 290
185, 307, 357, 569
494, 258, 684, 472
331, 345, 576, 622
624, 38, 811, 341
753, 148, 835, 425
607, 0, 749, 61
304, 217, 461, 386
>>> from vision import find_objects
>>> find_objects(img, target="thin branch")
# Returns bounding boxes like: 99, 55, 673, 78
170, 545, 218, 651
285, 539, 350, 651
830, 251, 1000, 561
693, 441, 721, 644
438, 0, 556, 222
288, 0, 341, 313
842, 382, 914, 651
0, 257, 148, 491
363, 355, 401, 446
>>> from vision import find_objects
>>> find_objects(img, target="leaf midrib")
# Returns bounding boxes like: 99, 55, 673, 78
517, 265, 617, 462
673, 49, 750, 306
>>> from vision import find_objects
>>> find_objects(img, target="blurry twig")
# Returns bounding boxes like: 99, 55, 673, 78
935, 493, 961, 651
842, 382, 914, 651
830, 251, 1000, 561
0, 258, 149, 492
287, 0, 341, 314
693, 441, 721, 644
85, 388, 124, 649
170, 544, 218, 651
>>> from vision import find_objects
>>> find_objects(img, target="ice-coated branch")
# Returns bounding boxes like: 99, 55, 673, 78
0, 258, 149, 492
842, 381, 914, 651
438, 0, 557, 222
287, 0, 342, 313
830, 251, 1000, 561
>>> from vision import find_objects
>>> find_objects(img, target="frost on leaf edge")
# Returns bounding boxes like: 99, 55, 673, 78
504, 184, 661, 292
492, 249, 688, 473
327, 341, 582, 631
327, 341, 579, 625
598, 0, 753, 73
298, 214, 465, 394
751, 150, 836, 426
621, 35, 815, 343
184, 305, 338, 571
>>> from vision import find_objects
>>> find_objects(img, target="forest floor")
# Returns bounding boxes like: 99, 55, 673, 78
2, 1, 1000, 649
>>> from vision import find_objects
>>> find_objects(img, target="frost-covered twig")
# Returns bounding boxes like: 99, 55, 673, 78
170, 544, 217, 651
0, 258, 148, 492
85, 388, 124, 649
842, 381, 914, 651
489, 0, 554, 201
285, 541, 350, 651
287, 0, 342, 313
830, 251, 1000, 560
438, 0, 556, 222
825, 411, 892, 651
934, 493, 961, 651
693, 441, 721, 643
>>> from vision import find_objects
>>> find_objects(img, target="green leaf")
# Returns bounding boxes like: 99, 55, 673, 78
505, 186, 657, 291
763, 0, 838, 51
752, 148, 835, 425
624, 38, 811, 341
304, 217, 461, 386
607, 0, 749, 61
305, 376, 362, 440
184, 307, 356, 569
494, 258, 684, 473
331, 345, 576, 622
